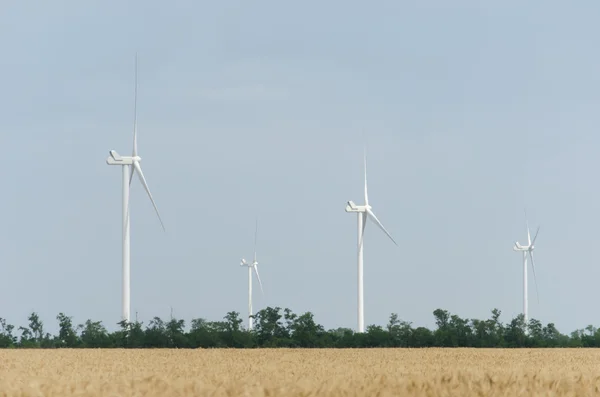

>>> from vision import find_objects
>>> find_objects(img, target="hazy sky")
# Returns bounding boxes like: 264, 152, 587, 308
1, 0, 599, 335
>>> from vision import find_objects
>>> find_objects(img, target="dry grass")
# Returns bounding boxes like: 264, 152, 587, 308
0, 348, 599, 396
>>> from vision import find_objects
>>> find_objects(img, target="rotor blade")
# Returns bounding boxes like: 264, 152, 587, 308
124, 185, 131, 236
252, 265, 264, 294
253, 218, 258, 263
128, 163, 135, 187
365, 208, 397, 246
132, 52, 138, 157
524, 208, 531, 246
363, 148, 369, 206
129, 55, 139, 187
531, 226, 540, 246
132, 160, 165, 231
358, 212, 366, 250
529, 251, 540, 305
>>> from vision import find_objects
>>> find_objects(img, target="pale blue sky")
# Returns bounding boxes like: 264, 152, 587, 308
1, 0, 599, 334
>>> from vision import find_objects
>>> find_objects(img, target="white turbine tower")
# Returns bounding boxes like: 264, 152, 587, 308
240, 220, 264, 331
513, 212, 540, 326
106, 54, 166, 322
345, 150, 397, 333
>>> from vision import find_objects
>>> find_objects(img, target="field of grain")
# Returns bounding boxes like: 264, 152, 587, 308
0, 348, 599, 396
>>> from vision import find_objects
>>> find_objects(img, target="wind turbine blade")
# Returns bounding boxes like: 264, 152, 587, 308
132, 160, 165, 231
363, 148, 369, 206
358, 212, 366, 249
525, 208, 531, 246
124, 188, 131, 236
253, 218, 258, 263
132, 52, 138, 157
365, 208, 397, 246
531, 226, 540, 246
129, 53, 138, 186
253, 265, 264, 294
529, 251, 540, 304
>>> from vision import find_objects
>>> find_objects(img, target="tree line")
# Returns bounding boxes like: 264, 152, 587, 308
0, 306, 598, 348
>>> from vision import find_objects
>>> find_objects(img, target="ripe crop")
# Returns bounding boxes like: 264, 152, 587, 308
0, 348, 599, 396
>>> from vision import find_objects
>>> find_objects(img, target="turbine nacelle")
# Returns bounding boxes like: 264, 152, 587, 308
513, 242, 536, 252
345, 200, 369, 213
514, 242, 525, 251
106, 151, 142, 166
240, 258, 259, 268
345, 200, 358, 212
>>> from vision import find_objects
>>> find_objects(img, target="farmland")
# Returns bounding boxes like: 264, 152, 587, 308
0, 348, 599, 396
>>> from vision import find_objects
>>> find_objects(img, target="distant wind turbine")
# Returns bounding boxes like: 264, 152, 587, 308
106, 53, 166, 322
513, 210, 540, 326
345, 149, 397, 333
240, 219, 264, 331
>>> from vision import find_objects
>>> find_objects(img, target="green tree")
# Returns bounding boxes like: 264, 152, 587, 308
145, 317, 168, 347
254, 307, 291, 347
542, 322, 561, 347
114, 319, 145, 348
504, 314, 527, 347
433, 309, 452, 346
470, 319, 488, 347
0, 306, 585, 349
328, 327, 356, 348
410, 327, 434, 347
363, 325, 388, 347
486, 308, 504, 347
221, 311, 249, 348
527, 318, 544, 347
56, 313, 79, 347
288, 312, 325, 348
165, 317, 188, 348
387, 313, 412, 347
79, 320, 111, 348
449, 314, 472, 347
188, 318, 222, 348
28, 312, 45, 347
0, 318, 16, 347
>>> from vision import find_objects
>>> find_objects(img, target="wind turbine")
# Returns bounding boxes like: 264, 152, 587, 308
345, 150, 397, 333
513, 211, 540, 326
106, 54, 166, 322
240, 219, 264, 331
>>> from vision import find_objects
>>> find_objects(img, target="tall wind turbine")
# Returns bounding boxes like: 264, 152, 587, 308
513, 211, 540, 326
106, 54, 166, 322
345, 150, 397, 333
240, 219, 264, 331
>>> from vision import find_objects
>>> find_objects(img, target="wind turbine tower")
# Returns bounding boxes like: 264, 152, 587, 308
240, 220, 264, 331
105, 54, 166, 322
345, 150, 397, 333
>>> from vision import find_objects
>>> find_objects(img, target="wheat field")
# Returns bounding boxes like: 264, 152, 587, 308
0, 348, 599, 396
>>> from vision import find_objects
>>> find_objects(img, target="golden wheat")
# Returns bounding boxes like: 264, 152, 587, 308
0, 348, 599, 396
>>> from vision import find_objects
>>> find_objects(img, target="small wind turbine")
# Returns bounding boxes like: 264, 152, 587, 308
240, 219, 264, 331
513, 210, 540, 326
345, 149, 397, 333
106, 53, 166, 322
